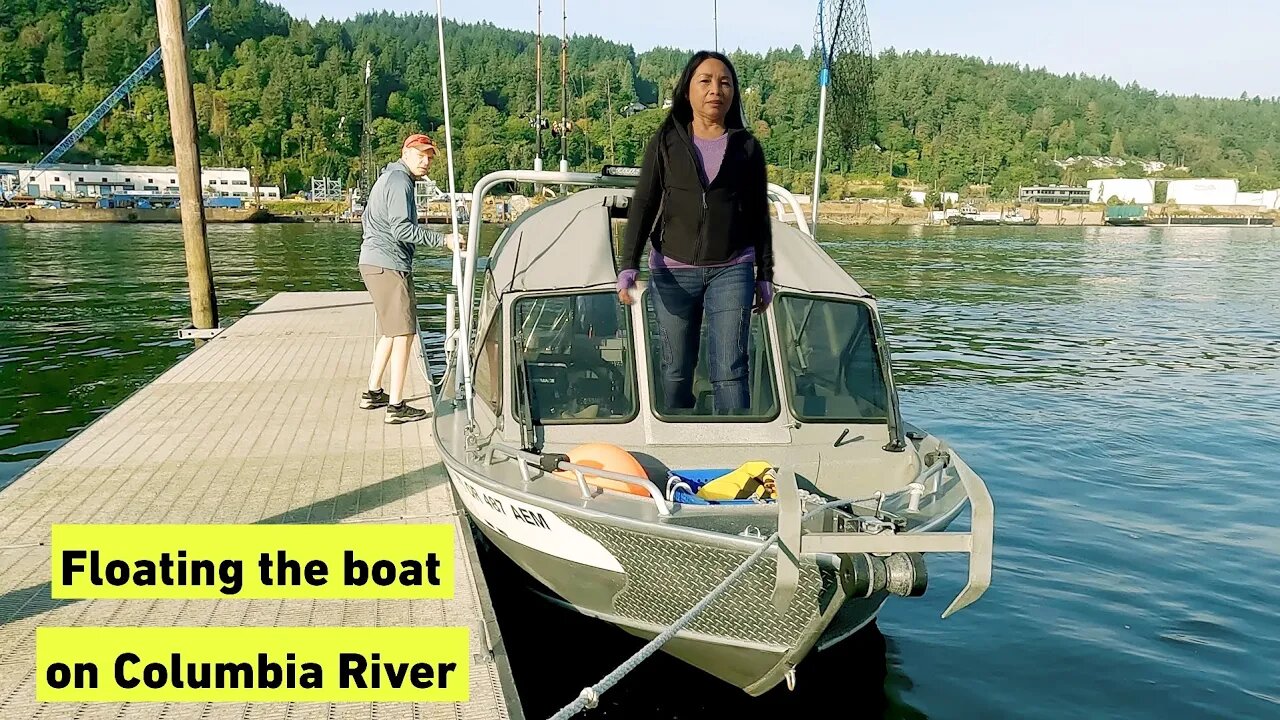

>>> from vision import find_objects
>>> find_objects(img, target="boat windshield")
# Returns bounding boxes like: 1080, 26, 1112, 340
512, 291, 639, 424
774, 294, 889, 423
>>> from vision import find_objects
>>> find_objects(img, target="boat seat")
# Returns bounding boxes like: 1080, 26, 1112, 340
561, 375, 610, 419
525, 337, 630, 421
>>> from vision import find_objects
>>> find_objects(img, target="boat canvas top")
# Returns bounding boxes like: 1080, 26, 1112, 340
486, 185, 873, 302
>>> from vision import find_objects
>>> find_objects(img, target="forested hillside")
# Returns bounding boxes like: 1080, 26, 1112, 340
3, 0, 1279, 197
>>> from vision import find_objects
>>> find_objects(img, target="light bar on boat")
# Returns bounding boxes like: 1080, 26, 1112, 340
601, 165, 643, 177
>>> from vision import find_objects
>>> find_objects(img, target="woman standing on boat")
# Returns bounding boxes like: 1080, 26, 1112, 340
617, 50, 774, 414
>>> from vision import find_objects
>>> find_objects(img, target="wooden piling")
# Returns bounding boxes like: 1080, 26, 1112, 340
155, 0, 218, 330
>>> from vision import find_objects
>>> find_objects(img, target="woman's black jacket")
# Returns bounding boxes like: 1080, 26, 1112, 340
618, 120, 774, 282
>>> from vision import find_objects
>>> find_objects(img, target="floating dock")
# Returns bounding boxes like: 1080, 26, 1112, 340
0, 291, 523, 719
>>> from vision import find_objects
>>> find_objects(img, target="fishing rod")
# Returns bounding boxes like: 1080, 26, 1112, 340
435, 0, 473, 419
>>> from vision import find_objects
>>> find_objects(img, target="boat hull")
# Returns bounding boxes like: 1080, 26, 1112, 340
444, 463, 874, 695
946, 216, 1039, 226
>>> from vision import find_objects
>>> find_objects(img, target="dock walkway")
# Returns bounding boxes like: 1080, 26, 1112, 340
0, 291, 522, 719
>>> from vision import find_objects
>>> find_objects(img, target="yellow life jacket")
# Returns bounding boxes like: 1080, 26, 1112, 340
696, 461, 777, 501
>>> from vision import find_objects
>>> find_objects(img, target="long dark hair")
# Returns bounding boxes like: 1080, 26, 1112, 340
666, 50, 746, 131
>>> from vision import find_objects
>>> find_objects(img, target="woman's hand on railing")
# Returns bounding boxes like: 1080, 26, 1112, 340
753, 281, 773, 314
616, 269, 638, 305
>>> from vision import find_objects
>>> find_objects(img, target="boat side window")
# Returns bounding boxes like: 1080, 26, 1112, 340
774, 294, 889, 422
512, 292, 638, 424
641, 290, 780, 422
473, 313, 503, 414
476, 271, 500, 336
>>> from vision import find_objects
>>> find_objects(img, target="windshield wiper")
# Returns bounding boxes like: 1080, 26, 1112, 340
514, 335, 541, 453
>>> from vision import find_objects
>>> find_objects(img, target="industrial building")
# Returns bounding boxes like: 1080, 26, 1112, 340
1164, 178, 1239, 206
909, 190, 960, 206
1085, 177, 1279, 209
1161, 179, 1279, 209
1088, 179, 1156, 205
1018, 185, 1091, 205
0, 162, 280, 201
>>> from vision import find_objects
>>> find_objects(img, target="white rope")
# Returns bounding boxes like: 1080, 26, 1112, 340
546, 493, 881, 719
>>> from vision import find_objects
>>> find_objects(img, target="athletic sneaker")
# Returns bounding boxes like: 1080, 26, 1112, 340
360, 388, 390, 409
385, 402, 429, 424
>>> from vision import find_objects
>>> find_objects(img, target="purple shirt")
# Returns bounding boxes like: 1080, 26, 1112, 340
693, 132, 728, 185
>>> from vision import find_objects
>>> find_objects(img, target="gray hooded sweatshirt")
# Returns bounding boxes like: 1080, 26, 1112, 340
358, 160, 445, 272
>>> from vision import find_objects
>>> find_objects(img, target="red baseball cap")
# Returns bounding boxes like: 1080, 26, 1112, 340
402, 133, 436, 153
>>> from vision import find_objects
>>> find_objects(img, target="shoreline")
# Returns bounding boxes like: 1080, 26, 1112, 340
3, 202, 1275, 228
0, 206, 269, 224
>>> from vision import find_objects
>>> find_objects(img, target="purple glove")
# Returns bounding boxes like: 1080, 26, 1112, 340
756, 280, 773, 306
617, 269, 638, 291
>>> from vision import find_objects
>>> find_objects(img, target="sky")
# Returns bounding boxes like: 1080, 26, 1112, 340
272, 0, 1280, 99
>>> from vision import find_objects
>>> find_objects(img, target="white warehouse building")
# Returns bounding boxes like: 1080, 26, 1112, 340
909, 190, 960, 206
0, 162, 280, 200
1087, 177, 1280, 208
1088, 178, 1155, 204
1164, 178, 1239, 206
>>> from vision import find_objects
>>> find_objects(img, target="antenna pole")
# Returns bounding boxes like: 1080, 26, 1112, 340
811, 0, 831, 230
362, 59, 373, 195
436, 0, 472, 418
535, 0, 544, 171
560, 0, 568, 173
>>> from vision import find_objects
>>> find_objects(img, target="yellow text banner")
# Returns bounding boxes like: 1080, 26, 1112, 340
51, 524, 455, 599
37, 626, 469, 702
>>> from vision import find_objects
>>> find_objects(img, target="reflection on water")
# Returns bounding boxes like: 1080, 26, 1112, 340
2, 222, 1279, 718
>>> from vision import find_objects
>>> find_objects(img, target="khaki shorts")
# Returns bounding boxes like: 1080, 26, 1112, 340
360, 264, 418, 337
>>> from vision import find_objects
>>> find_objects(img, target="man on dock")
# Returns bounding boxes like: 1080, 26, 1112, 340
358, 132, 464, 423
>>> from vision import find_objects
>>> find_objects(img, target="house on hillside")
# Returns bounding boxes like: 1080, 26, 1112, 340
620, 102, 649, 117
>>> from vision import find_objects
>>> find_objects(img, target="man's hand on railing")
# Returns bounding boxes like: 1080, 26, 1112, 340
444, 231, 467, 251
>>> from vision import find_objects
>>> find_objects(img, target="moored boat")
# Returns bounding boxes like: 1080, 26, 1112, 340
427, 168, 995, 695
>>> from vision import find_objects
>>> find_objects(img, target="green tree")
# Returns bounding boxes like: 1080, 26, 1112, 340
1110, 129, 1126, 157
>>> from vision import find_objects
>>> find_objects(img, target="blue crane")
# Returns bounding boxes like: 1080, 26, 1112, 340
32, 4, 212, 171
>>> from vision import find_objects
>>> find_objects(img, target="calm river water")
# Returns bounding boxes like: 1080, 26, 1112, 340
2, 222, 1277, 718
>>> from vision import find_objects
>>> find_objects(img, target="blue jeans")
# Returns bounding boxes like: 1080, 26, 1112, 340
650, 262, 754, 414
